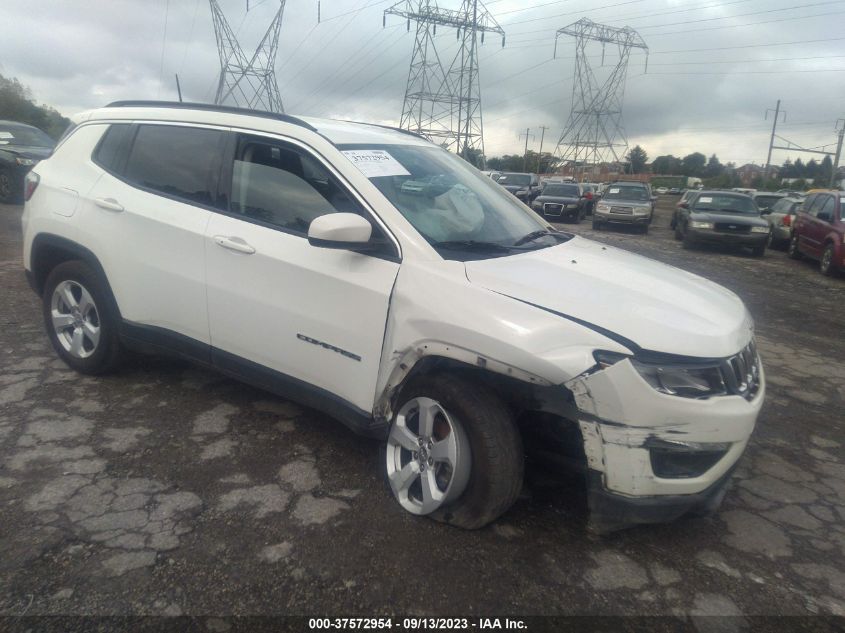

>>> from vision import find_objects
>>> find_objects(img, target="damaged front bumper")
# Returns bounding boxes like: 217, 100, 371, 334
566, 355, 764, 533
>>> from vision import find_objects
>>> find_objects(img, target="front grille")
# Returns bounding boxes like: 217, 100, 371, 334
610, 206, 633, 214
719, 340, 760, 401
714, 222, 750, 234
544, 203, 563, 215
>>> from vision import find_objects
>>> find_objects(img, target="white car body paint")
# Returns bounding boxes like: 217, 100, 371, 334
23, 104, 765, 525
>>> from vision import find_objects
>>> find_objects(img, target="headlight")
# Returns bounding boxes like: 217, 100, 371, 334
15, 157, 36, 166
690, 221, 713, 229
631, 360, 726, 399
596, 204, 610, 211
751, 226, 769, 233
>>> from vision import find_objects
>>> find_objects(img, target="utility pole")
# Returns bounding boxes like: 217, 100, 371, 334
831, 119, 844, 188
536, 125, 550, 174
765, 100, 786, 179
520, 128, 535, 172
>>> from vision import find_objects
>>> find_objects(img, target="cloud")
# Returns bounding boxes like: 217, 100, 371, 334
1, 0, 841, 165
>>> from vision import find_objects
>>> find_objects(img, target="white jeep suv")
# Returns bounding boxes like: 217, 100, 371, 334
22, 102, 764, 532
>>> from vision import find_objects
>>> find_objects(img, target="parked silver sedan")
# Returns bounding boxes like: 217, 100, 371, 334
763, 197, 803, 249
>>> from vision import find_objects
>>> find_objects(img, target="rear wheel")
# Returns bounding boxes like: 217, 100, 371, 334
42, 261, 123, 374
788, 234, 802, 259
382, 374, 523, 529
820, 243, 837, 276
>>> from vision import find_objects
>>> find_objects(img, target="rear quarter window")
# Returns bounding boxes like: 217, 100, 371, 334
92, 124, 133, 173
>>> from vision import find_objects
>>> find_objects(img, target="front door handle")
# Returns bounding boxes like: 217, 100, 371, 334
94, 197, 124, 212
213, 235, 256, 255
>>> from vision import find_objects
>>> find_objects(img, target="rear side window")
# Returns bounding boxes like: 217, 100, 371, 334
124, 125, 224, 207
92, 124, 132, 173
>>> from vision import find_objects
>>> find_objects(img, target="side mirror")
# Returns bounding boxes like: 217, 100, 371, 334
651, 196, 658, 202
678, 202, 689, 209
760, 209, 772, 215
308, 213, 373, 249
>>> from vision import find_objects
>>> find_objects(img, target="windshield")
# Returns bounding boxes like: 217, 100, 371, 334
754, 195, 782, 209
693, 194, 757, 214
603, 186, 650, 202
498, 173, 530, 186
543, 184, 580, 197
0, 124, 54, 148
339, 144, 565, 260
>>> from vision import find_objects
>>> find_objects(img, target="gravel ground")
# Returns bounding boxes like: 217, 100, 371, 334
0, 196, 844, 618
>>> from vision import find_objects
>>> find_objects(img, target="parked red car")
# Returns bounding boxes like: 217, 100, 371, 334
788, 190, 845, 276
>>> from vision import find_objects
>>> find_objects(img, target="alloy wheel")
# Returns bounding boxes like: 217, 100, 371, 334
386, 397, 471, 515
50, 280, 101, 359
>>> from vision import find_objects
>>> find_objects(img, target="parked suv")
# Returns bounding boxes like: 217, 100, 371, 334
531, 181, 587, 222
592, 184, 654, 232
23, 102, 764, 533
496, 172, 541, 203
788, 190, 845, 275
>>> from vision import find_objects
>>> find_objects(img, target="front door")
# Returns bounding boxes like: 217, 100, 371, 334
205, 132, 400, 413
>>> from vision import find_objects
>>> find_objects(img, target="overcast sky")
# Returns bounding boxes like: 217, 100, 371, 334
1, 0, 843, 166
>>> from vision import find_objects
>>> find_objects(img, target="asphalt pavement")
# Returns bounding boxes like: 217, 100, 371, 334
1, 196, 844, 618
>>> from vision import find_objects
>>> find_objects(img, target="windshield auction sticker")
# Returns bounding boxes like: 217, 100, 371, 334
342, 149, 411, 178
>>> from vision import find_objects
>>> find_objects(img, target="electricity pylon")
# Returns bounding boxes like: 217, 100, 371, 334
209, 0, 286, 113
553, 18, 648, 170
385, 0, 504, 164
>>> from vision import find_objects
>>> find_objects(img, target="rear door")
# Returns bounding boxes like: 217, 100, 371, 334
204, 131, 400, 413
82, 122, 226, 351
804, 194, 834, 256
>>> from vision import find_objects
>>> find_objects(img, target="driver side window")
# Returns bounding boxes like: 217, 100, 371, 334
230, 135, 362, 234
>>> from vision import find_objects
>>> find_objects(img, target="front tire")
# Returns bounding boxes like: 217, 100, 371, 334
751, 244, 765, 258
592, 218, 601, 230
42, 261, 123, 374
788, 234, 802, 259
382, 374, 523, 530
820, 243, 837, 276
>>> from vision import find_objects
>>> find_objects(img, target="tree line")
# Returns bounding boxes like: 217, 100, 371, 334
0, 73, 71, 139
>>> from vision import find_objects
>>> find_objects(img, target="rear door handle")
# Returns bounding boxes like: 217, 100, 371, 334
213, 235, 256, 255
94, 197, 124, 212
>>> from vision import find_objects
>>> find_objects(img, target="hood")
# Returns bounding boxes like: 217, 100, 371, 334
1, 145, 53, 160
464, 236, 752, 359
690, 211, 768, 227
502, 184, 526, 193
600, 198, 651, 207
536, 195, 580, 204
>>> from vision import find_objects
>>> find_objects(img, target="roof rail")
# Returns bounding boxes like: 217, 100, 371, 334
104, 101, 317, 132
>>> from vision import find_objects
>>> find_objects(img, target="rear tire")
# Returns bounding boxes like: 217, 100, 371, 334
42, 261, 123, 375
381, 374, 523, 530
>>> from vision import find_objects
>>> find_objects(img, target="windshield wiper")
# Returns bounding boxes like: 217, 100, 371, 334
432, 240, 516, 252
512, 230, 551, 246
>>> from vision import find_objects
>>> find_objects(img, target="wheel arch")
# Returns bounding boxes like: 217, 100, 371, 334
29, 233, 122, 319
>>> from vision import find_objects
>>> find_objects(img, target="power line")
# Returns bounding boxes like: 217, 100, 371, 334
320, 0, 393, 22
639, 9, 844, 38
634, 0, 845, 31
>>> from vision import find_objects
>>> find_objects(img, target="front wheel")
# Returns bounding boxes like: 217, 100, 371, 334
820, 243, 837, 276
592, 218, 601, 230
788, 234, 802, 260
751, 244, 765, 258
42, 261, 123, 374
382, 374, 523, 529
